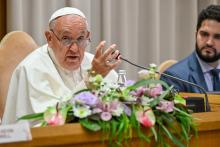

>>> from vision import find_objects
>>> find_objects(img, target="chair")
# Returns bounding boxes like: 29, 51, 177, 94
0, 31, 38, 118
158, 59, 177, 73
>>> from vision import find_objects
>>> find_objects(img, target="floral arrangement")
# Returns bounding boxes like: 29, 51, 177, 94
19, 64, 196, 146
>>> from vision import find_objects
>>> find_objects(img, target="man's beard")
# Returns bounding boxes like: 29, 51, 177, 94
196, 43, 220, 63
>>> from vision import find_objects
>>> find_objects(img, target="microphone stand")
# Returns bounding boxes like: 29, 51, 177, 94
120, 57, 210, 112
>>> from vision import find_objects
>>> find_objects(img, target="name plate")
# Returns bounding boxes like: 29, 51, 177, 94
0, 121, 32, 144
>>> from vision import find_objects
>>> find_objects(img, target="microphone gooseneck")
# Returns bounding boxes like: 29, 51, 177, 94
120, 56, 210, 112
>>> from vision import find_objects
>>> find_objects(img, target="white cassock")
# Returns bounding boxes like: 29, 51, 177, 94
2, 44, 118, 124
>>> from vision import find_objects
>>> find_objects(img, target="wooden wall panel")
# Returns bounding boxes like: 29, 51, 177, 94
0, 0, 6, 40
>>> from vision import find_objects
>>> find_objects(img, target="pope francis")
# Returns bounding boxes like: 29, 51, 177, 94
2, 7, 121, 124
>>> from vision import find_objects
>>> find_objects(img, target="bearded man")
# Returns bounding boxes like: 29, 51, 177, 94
161, 5, 220, 93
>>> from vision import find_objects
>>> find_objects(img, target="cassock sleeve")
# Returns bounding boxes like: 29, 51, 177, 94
2, 67, 33, 124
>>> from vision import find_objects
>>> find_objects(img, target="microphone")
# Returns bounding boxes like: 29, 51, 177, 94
120, 56, 210, 112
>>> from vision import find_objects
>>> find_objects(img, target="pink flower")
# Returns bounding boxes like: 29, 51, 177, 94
44, 106, 66, 126
94, 100, 124, 121
135, 108, 155, 128
156, 100, 174, 113
131, 87, 146, 97
46, 112, 65, 125
147, 84, 162, 97
101, 112, 112, 121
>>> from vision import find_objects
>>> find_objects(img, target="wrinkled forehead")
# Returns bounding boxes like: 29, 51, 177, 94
52, 15, 88, 32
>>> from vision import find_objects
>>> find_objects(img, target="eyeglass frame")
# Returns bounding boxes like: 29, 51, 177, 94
50, 29, 90, 48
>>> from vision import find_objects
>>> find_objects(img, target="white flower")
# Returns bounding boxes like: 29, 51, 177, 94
73, 106, 92, 118
111, 105, 124, 116
149, 63, 157, 68
138, 70, 150, 80
141, 97, 153, 106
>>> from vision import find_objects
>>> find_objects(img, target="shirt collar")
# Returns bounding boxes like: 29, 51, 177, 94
196, 53, 220, 73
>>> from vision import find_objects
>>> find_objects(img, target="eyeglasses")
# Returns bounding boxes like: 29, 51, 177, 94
50, 29, 90, 48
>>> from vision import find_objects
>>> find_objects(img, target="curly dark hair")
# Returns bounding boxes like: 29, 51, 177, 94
197, 5, 220, 31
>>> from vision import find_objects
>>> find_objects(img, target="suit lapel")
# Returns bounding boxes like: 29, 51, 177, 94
188, 52, 208, 91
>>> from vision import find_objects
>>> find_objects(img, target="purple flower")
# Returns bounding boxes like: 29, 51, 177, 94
92, 108, 102, 114
125, 80, 135, 86
110, 101, 123, 116
74, 92, 98, 106
95, 100, 124, 120
122, 104, 131, 116
130, 87, 146, 97
156, 100, 174, 113
101, 112, 112, 121
146, 84, 162, 97
104, 101, 120, 113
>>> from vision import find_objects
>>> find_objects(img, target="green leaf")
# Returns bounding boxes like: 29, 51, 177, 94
40, 121, 48, 127
60, 103, 72, 118
111, 119, 118, 137
150, 127, 158, 141
160, 123, 173, 140
174, 107, 193, 118
137, 129, 150, 143
79, 118, 101, 131
127, 79, 170, 91
18, 113, 44, 120
174, 94, 186, 105
117, 117, 125, 137
160, 123, 184, 147
180, 122, 189, 141
149, 86, 173, 107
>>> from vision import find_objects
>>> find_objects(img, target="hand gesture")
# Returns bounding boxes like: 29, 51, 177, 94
91, 41, 121, 77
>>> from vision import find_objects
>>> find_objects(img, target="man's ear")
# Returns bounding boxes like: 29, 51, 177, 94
86, 31, 91, 39
45, 31, 52, 45
195, 31, 198, 37
195, 31, 198, 41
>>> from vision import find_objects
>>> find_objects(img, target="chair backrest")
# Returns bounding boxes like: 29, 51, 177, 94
0, 31, 38, 118
158, 59, 177, 73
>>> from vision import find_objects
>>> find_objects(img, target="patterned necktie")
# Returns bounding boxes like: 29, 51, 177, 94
210, 69, 220, 91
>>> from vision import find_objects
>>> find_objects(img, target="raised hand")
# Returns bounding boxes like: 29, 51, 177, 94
91, 41, 121, 77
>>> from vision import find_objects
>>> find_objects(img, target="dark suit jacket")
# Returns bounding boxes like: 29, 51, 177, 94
160, 51, 210, 111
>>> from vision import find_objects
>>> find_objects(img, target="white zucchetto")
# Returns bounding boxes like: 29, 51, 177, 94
49, 7, 86, 23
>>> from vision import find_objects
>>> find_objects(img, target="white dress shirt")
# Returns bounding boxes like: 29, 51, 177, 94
196, 54, 220, 91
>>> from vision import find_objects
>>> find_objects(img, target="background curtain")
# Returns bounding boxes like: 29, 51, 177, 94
6, 0, 220, 79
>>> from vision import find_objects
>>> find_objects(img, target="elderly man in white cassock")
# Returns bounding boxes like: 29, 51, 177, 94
2, 7, 121, 124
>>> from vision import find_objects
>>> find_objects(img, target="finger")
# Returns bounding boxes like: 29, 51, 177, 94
94, 40, 106, 58
116, 52, 121, 60
102, 44, 116, 60
104, 50, 120, 63
111, 50, 120, 60
107, 59, 121, 69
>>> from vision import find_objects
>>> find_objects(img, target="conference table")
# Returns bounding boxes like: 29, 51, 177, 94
2, 93, 220, 147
